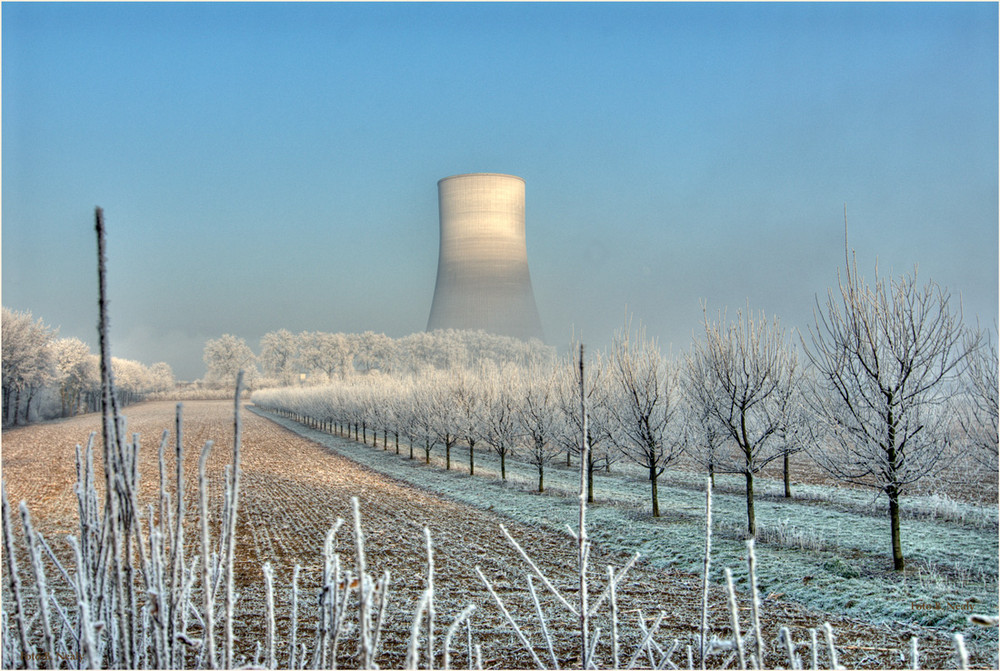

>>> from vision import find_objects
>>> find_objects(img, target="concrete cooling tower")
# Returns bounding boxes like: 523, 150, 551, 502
426, 173, 544, 341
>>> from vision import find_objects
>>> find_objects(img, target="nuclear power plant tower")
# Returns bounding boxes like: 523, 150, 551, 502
426, 173, 544, 341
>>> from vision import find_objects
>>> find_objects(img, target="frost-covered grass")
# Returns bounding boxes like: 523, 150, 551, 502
254, 407, 998, 653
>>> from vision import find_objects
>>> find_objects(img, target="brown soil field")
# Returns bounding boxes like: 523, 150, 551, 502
1, 400, 987, 668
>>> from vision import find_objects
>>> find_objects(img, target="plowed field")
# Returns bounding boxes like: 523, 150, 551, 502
1, 400, 984, 668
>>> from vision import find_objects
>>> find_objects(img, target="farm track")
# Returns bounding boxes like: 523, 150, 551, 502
0, 400, 988, 668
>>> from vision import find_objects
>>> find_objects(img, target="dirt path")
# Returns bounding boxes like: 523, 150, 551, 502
1, 400, 983, 668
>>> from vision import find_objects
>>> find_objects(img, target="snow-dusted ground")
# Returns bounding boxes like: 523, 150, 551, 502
252, 407, 998, 643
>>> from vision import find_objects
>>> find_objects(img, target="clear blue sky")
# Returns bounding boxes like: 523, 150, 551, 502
3, 2, 997, 380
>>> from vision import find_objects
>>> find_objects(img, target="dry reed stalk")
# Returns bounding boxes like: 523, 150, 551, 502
405, 589, 431, 670
526, 575, 559, 669
954, 634, 968, 670
19, 502, 56, 668
224, 370, 245, 669
700, 477, 713, 670
67, 535, 99, 670
290, 564, 300, 670
352, 496, 375, 668
823, 622, 839, 670
2, 482, 33, 668
500, 524, 577, 616
474, 565, 545, 669
443, 604, 477, 671
198, 440, 216, 669
425, 525, 436, 671
264, 561, 277, 669
746, 539, 765, 668
724, 568, 746, 670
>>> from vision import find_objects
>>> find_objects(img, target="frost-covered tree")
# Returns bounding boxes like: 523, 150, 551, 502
2, 307, 57, 425
299, 331, 355, 381
203, 334, 257, 388
259, 329, 299, 384
516, 364, 561, 493
555, 346, 616, 502
414, 380, 438, 464
112, 358, 153, 405
609, 322, 683, 517
352, 331, 397, 374
480, 363, 521, 480
957, 326, 999, 471
453, 367, 486, 475
774, 365, 807, 499
687, 305, 798, 535
679, 366, 727, 488
804, 255, 974, 571
149, 362, 176, 393
52, 337, 98, 417
430, 370, 463, 470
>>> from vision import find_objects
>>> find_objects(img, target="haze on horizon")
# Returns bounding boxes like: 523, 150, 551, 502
3, 2, 997, 381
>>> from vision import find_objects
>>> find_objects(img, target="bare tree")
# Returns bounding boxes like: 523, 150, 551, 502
609, 322, 683, 518
687, 305, 798, 536
679, 372, 727, 488
803, 251, 974, 571
774, 368, 807, 499
516, 365, 561, 493
430, 370, 463, 470
555, 346, 616, 502
957, 326, 999, 471
453, 367, 486, 475
480, 362, 521, 480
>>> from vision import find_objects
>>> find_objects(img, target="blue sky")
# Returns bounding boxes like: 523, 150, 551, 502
3, 2, 997, 380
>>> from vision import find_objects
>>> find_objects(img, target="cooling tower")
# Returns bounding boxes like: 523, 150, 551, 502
426, 173, 544, 341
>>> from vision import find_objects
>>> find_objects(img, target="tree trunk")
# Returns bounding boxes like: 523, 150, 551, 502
469, 440, 475, 476
587, 454, 595, 504
888, 484, 904, 571
445, 436, 452, 470
744, 470, 756, 537
886, 402, 904, 571
783, 451, 792, 498
708, 460, 715, 488
500, 452, 507, 481
649, 465, 660, 518
538, 463, 545, 493
425, 439, 431, 464
13, 386, 21, 426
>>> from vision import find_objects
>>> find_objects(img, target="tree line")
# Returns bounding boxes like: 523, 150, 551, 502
253, 259, 997, 573
202, 328, 555, 388
1, 307, 175, 425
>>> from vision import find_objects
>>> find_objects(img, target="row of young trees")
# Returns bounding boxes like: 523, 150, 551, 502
203, 328, 554, 388
254, 259, 997, 572
1, 307, 175, 425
